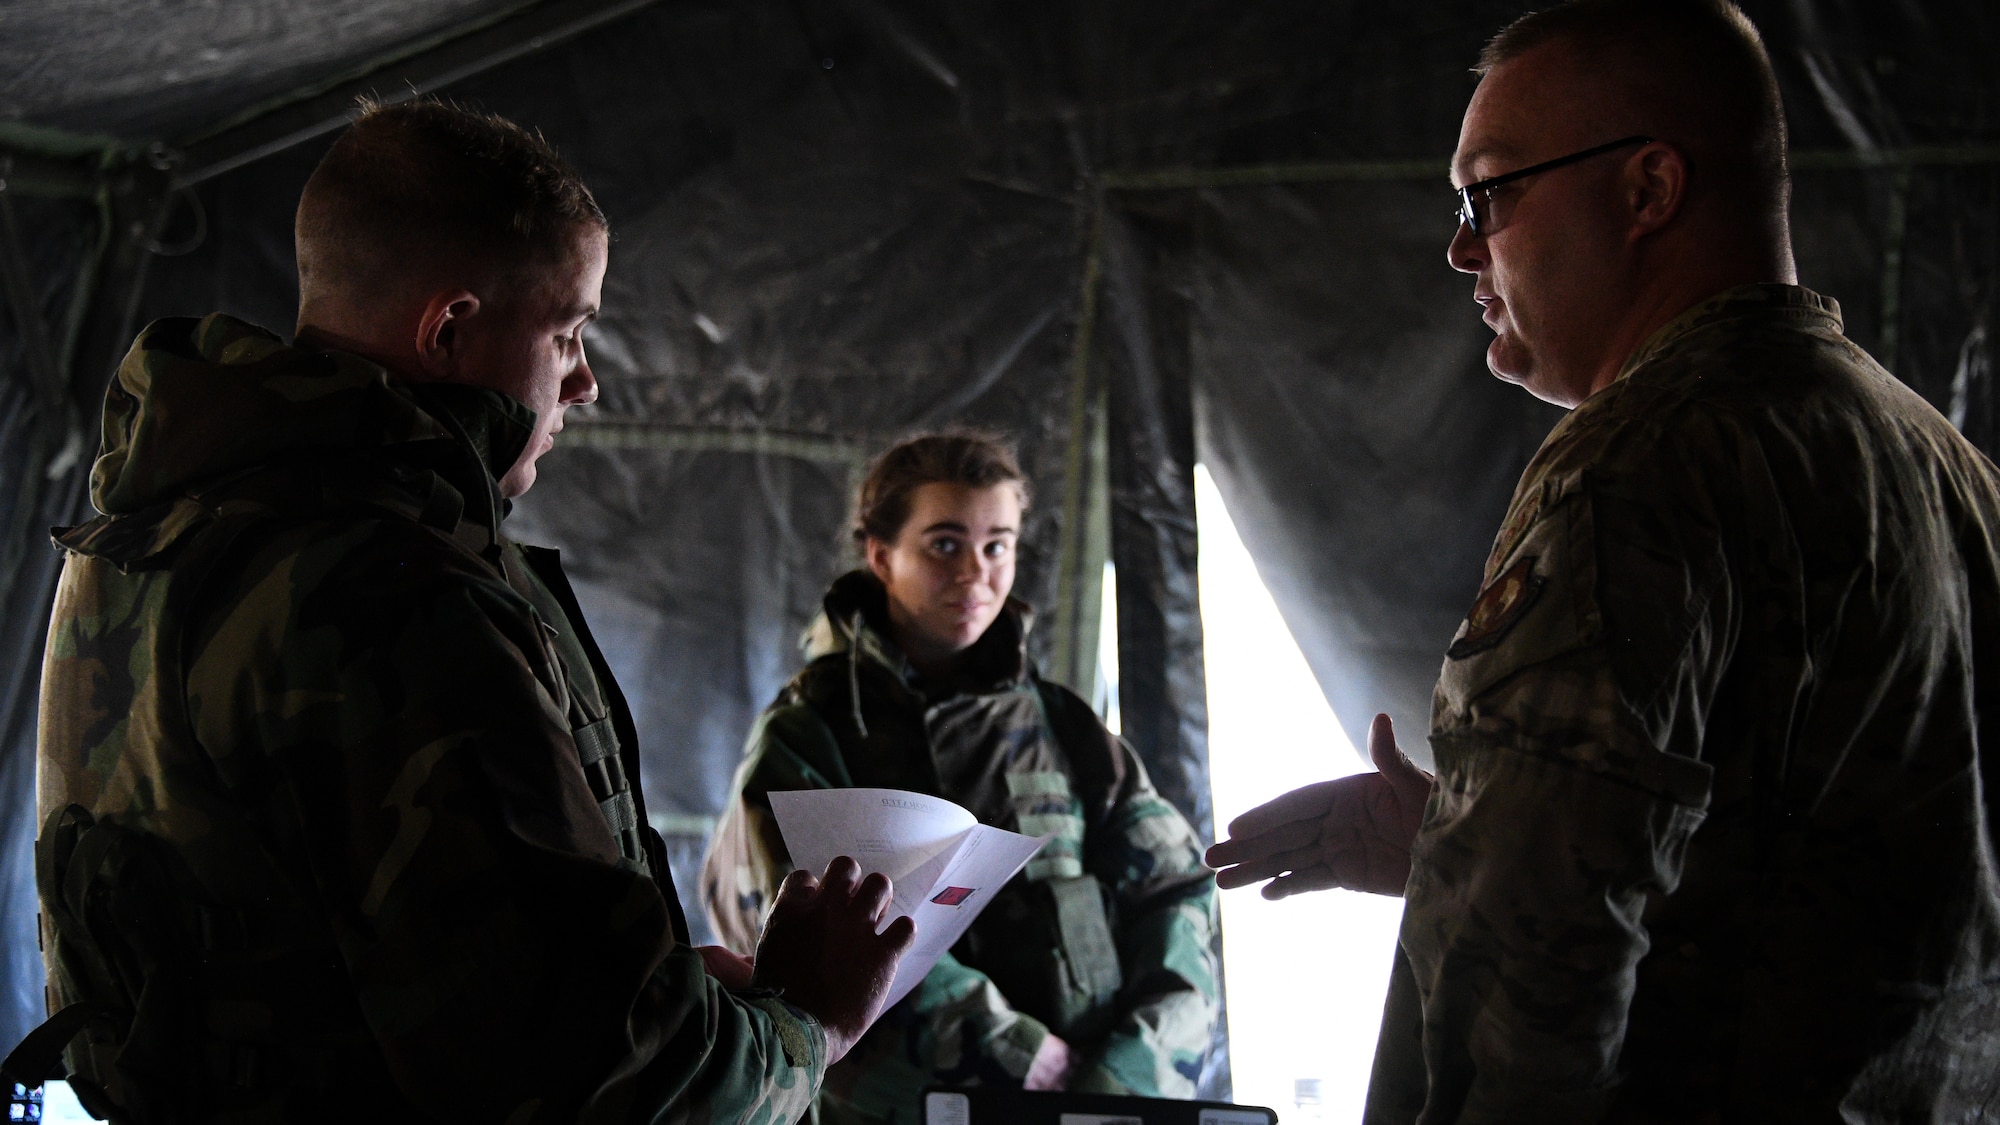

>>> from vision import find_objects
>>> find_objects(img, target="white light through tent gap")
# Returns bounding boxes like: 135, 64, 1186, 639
1094, 559, 1121, 735
1192, 464, 1404, 1123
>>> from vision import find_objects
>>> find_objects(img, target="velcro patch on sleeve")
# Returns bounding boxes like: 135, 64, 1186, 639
1433, 478, 1599, 719
1446, 556, 1545, 660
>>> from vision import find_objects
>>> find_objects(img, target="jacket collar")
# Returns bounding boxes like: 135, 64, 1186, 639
1615, 283, 1842, 385
804, 569, 1036, 696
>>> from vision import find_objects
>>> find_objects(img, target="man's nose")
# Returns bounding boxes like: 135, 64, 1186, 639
563, 353, 599, 406
1447, 220, 1485, 274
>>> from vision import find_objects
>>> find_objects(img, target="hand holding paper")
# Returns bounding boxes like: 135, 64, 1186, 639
768, 788, 1048, 1009
750, 856, 916, 1065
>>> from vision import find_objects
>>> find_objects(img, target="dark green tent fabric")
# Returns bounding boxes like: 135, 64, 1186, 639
2, 1, 1995, 1101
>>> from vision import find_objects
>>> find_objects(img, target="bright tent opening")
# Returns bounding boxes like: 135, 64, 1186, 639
1194, 465, 1404, 1122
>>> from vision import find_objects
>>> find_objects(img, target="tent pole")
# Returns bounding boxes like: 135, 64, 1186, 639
1048, 196, 1108, 695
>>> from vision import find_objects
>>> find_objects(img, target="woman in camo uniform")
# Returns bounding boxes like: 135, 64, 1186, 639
701, 430, 1219, 1125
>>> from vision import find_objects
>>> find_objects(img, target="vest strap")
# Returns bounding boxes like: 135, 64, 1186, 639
573, 716, 619, 766
0, 1000, 103, 1086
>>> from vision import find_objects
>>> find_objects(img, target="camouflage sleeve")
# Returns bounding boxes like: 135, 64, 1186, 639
185, 520, 825, 1125
1399, 459, 1726, 1123
822, 948, 1051, 1114
701, 702, 854, 955
702, 700, 1057, 1098
1074, 742, 1220, 1098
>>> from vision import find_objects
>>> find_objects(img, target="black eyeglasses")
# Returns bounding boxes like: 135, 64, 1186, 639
1455, 135, 1653, 235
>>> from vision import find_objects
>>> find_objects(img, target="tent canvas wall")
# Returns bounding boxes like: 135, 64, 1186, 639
4, 0, 1996, 1099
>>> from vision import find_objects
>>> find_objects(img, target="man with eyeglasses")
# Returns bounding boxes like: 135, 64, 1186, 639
1208, 1, 2000, 1121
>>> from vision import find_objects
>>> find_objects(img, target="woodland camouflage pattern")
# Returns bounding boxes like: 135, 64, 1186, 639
1366, 286, 2000, 1123
36, 313, 825, 1124
701, 572, 1217, 1125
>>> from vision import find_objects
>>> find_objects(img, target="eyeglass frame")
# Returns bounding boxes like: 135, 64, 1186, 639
1455, 135, 1655, 235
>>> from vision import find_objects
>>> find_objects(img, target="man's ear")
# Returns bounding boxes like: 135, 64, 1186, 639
1628, 142, 1688, 238
414, 289, 481, 380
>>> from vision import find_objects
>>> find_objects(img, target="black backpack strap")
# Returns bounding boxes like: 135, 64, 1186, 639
1, 1000, 105, 1087
33, 806, 128, 1034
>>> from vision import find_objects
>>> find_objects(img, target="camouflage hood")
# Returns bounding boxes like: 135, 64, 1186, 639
66, 313, 533, 565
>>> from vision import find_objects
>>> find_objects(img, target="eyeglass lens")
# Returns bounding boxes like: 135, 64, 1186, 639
1457, 189, 1485, 235
1452, 135, 1651, 236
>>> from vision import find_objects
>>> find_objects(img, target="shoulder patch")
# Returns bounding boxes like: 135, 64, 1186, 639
1446, 555, 1544, 660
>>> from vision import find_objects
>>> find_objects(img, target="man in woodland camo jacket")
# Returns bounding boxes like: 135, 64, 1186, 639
27, 99, 911, 1124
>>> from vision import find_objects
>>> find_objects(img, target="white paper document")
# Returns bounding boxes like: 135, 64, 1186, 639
768, 787, 1047, 1008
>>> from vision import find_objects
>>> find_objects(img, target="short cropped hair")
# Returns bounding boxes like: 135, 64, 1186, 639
853, 430, 1030, 548
296, 97, 604, 305
1479, 0, 1788, 214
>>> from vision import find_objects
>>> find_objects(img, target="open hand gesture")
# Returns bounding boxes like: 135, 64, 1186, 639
1204, 713, 1434, 899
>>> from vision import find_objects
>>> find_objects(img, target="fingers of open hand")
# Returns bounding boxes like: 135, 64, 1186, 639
1367, 769, 1430, 851
1260, 865, 1351, 899
1216, 802, 1391, 896
1216, 833, 1368, 891
1367, 712, 1397, 762
1210, 817, 1325, 885
1221, 778, 1344, 841
1369, 712, 1437, 804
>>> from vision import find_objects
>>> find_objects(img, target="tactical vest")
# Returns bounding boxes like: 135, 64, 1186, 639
978, 679, 1130, 1040
506, 543, 664, 882
791, 616, 1131, 1041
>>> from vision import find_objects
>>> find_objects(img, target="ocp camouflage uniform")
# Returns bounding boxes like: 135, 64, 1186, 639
1366, 285, 2000, 1123
700, 572, 1218, 1125
34, 313, 825, 1124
